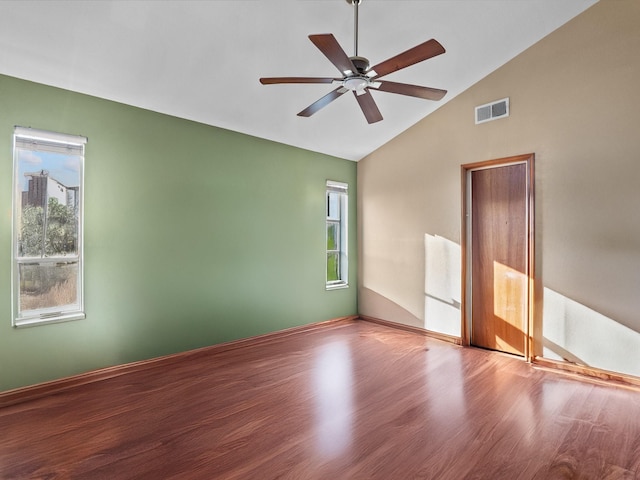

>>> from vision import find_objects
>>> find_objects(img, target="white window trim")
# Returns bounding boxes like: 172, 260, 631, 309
12, 127, 87, 327
326, 180, 349, 290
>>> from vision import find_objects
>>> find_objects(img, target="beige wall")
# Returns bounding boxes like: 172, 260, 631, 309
358, 0, 640, 375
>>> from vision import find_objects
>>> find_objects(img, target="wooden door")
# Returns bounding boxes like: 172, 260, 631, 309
470, 162, 528, 356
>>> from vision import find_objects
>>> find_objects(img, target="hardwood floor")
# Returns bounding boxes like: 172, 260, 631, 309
1, 319, 640, 479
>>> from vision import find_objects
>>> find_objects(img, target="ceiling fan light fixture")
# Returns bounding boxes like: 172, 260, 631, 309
343, 76, 369, 91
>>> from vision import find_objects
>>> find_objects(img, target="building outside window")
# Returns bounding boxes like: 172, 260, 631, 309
12, 127, 86, 326
326, 180, 348, 289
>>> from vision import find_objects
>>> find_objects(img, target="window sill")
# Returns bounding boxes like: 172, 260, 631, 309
13, 312, 86, 328
326, 282, 349, 291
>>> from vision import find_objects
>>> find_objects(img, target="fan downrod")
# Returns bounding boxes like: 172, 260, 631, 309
346, 0, 363, 56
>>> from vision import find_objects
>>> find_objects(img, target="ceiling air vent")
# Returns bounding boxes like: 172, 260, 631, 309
475, 98, 509, 124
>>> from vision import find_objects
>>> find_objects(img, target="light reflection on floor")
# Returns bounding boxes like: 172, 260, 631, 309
426, 347, 466, 424
312, 339, 354, 458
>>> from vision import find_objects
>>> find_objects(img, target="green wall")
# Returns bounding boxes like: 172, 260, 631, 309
0, 74, 357, 392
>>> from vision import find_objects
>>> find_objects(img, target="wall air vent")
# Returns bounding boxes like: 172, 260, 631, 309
475, 97, 509, 124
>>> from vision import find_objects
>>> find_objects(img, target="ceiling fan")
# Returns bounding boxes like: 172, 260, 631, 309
259, 0, 447, 124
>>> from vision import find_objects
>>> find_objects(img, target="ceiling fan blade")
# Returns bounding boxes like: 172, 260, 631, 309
309, 34, 357, 76
260, 77, 337, 85
369, 39, 445, 79
376, 80, 447, 101
353, 90, 383, 124
298, 87, 348, 117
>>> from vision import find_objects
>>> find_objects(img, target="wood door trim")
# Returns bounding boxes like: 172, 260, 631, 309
460, 154, 536, 361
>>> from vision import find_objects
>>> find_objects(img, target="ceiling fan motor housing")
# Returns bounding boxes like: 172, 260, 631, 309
350, 56, 370, 74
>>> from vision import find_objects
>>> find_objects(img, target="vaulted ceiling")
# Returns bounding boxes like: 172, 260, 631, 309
0, 0, 597, 160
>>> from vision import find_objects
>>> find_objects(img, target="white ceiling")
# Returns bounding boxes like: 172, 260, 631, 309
0, 0, 597, 161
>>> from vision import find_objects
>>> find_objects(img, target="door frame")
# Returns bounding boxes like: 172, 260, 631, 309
460, 154, 537, 361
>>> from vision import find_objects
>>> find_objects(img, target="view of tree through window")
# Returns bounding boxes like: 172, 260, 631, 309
13, 128, 86, 326
20, 198, 78, 257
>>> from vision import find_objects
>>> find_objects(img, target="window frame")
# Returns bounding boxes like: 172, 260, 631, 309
11, 127, 87, 327
326, 180, 348, 290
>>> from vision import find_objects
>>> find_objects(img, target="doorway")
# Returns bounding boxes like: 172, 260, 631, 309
461, 154, 535, 359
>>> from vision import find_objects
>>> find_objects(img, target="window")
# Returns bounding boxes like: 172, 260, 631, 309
326, 180, 348, 289
12, 127, 86, 326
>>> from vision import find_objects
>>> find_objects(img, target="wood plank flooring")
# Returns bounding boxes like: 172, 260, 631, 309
1, 319, 640, 479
